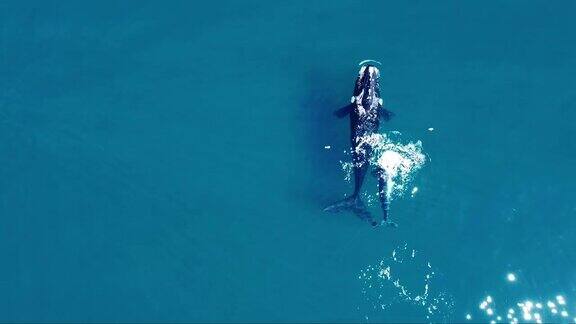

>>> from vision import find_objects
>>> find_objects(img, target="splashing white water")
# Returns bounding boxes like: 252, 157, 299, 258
342, 132, 426, 200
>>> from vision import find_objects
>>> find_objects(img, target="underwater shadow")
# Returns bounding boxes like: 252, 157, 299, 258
294, 66, 357, 212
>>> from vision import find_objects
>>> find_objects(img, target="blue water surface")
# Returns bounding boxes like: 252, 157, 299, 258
1, 1, 576, 322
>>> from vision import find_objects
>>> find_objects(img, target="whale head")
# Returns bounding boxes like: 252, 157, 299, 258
351, 63, 382, 108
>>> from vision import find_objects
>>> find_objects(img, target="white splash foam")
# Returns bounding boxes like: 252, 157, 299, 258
342, 132, 426, 202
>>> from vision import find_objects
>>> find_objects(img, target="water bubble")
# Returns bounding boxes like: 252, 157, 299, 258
506, 273, 517, 282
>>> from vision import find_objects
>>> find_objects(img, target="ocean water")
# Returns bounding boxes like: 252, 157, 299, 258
1, 1, 576, 322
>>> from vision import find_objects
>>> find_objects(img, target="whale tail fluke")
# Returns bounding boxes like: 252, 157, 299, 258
323, 196, 357, 212
324, 196, 377, 225
382, 221, 398, 228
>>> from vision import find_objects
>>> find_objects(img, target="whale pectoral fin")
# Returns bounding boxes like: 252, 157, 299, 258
380, 108, 395, 121
334, 104, 353, 118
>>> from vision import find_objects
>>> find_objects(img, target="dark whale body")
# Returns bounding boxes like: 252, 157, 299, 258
325, 63, 395, 227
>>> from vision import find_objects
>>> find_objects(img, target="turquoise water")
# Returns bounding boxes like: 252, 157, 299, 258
2, 1, 576, 322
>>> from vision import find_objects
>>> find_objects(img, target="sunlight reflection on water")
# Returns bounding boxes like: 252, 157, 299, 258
467, 277, 574, 323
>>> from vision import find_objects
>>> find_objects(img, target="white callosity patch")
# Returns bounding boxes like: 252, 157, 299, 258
358, 244, 454, 322
358, 65, 367, 77
353, 65, 381, 111
354, 89, 365, 109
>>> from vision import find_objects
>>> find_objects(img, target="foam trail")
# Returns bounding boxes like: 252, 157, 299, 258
358, 244, 454, 322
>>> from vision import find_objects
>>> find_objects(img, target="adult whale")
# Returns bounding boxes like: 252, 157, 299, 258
324, 61, 395, 226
